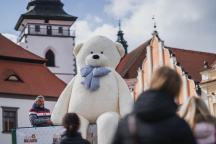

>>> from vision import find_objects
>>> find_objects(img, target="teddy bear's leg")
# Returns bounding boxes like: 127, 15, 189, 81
96, 112, 120, 144
77, 114, 89, 139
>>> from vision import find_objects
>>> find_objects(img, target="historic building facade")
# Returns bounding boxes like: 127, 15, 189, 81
0, 34, 66, 144
200, 61, 216, 115
117, 31, 216, 106
15, 0, 78, 83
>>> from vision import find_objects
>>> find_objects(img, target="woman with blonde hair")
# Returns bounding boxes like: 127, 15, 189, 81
112, 66, 196, 144
180, 96, 216, 144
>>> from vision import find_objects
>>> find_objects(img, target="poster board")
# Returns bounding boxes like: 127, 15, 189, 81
12, 126, 64, 144
12, 124, 97, 144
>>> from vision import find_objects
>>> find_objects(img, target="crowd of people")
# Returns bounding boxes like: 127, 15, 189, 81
29, 66, 216, 144
112, 66, 216, 144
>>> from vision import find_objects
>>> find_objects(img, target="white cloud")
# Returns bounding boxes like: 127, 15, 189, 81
74, 20, 117, 45
94, 16, 103, 23
104, 0, 144, 19
83, 14, 103, 30
102, 0, 215, 53
4, 0, 215, 55
2, 33, 18, 44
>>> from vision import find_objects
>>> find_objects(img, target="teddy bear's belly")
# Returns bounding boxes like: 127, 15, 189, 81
68, 74, 119, 123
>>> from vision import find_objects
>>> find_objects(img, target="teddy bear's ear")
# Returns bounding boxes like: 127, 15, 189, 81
73, 43, 83, 56
115, 42, 125, 58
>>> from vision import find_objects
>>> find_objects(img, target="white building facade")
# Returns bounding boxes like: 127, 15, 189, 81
15, 0, 78, 83
0, 94, 57, 144
0, 33, 67, 144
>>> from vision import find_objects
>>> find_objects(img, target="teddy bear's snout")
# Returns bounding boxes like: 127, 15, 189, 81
93, 54, 100, 59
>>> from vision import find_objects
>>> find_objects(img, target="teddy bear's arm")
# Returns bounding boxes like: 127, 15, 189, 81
114, 71, 133, 118
51, 76, 76, 125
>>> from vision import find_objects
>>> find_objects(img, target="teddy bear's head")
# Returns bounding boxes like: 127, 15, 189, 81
73, 35, 125, 68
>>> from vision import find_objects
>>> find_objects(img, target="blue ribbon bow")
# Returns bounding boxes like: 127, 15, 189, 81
80, 65, 111, 92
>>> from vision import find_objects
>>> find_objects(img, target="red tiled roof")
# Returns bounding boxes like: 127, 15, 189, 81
0, 34, 46, 62
116, 39, 151, 78
116, 35, 216, 83
0, 60, 66, 97
166, 47, 216, 82
0, 34, 66, 97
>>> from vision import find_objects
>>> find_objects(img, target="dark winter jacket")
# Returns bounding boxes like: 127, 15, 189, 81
112, 90, 197, 144
58, 131, 90, 144
29, 102, 51, 127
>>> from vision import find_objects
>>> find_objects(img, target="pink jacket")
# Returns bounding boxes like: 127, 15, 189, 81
194, 122, 215, 144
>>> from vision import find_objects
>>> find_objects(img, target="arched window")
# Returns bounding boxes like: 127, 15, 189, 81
45, 50, 55, 67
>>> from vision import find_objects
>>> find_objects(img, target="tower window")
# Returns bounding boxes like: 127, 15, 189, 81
35, 25, 40, 32
45, 50, 55, 67
58, 27, 63, 33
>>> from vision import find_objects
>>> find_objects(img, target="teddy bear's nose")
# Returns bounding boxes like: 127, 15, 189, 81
93, 55, 100, 59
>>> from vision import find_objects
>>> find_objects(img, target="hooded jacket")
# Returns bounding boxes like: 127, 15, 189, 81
194, 122, 215, 144
112, 90, 197, 144
57, 131, 90, 144
29, 102, 51, 127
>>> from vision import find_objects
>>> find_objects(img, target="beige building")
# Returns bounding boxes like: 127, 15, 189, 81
199, 61, 216, 115
116, 31, 216, 107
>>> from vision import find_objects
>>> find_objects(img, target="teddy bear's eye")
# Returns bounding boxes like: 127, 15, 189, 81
91, 51, 93, 54
101, 52, 103, 54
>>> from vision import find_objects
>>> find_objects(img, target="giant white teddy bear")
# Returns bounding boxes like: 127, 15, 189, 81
51, 35, 133, 144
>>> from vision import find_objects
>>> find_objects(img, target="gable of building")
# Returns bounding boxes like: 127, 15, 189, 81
0, 34, 46, 63
117, 32, 216, 104
116, 39, 151, 78
0, 35, 66, 97
133, 34, 200, 103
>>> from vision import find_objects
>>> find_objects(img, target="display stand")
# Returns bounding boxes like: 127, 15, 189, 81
11, 124, 97, 144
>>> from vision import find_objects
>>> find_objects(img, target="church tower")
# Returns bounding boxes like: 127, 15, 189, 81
14, 0, 78, 83
116, 20, 128, 55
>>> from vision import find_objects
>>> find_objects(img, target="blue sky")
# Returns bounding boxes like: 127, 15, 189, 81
1, 0, 216, 54
0, 0, 112, 35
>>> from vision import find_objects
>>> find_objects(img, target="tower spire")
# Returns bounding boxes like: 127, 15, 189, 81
118, 20, 121, 30
152, 15, 160, 40
152, 15, 157, 31
116, 20, 128, 55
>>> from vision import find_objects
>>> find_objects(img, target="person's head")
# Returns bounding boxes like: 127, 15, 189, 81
180, 96, 216, 130
62, 113, 80, 135
149, 66, 182, 98
35, 95, 45, 108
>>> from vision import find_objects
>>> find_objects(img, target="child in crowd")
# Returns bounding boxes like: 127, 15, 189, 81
180, 96, 216, 144
58, 113, 90, 144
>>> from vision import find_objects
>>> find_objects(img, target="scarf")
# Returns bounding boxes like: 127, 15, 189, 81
80, 65, 111, 92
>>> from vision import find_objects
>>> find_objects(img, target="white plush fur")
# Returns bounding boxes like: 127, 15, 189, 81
51, 35, 133, 144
